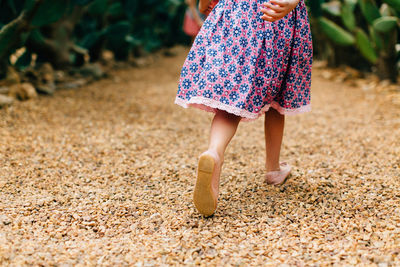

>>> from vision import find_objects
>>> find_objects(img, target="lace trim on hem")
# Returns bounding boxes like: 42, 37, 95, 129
175, 96, 311, 121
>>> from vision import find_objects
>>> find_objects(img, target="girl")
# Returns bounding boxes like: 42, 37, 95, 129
176, 0, 313, 216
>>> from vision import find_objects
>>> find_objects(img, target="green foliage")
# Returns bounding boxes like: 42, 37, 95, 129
73, 0, 93, 5
355, 28, 378, 63
75, 0, 187, 60
309, 0, 325, 17
341, 1, 356, 30
318, 17, 355, 45
0, 0, 187, 74
308, 0, 399, 81
373, 16, 398, 32
0, 19, 20, 60
383, 0, 400, 11
105, 21, 131, 60
359, 0, 381, 24
87, 0, 107, 15
30, 0, 70, 27
1, 0, 395, 81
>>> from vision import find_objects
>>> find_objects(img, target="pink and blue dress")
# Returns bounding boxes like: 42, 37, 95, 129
176, 0, 313, 121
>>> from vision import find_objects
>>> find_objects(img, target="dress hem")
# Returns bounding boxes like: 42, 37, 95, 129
175, 96, 311, 121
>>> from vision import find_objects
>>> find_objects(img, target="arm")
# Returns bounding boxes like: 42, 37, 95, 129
261, 0, 300, 22
198, 0, 211, 14
186, 0, 204, 26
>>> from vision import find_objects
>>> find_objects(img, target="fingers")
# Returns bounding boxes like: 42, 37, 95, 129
260, 7, 285, 21
269, 0, 300, 8
261, 0, 298, 22
263, 2, 285, 12
268, 0, 288, 7
261, 14, 284, 22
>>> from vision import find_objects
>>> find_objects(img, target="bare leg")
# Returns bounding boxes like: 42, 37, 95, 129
194, 110, 241, 216
264, 108, 285, 172
208, 110, 241, 161
204, 110, 241, 194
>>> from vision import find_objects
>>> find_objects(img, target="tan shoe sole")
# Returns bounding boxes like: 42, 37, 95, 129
193, 154, 217, 216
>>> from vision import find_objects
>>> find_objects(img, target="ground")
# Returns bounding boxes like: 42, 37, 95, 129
0, 47, 399, 266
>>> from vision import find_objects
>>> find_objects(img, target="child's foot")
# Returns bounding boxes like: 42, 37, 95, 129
265, 162, 292, 185
193, 150, 222, 216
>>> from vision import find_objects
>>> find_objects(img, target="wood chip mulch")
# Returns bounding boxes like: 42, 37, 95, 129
0, 47, 399, 266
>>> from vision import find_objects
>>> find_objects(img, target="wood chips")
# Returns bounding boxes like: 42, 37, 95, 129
0, 47, 399, 266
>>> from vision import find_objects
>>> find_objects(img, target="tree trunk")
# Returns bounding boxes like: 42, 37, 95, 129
376, 54, 398, 82
376, 31, 398, 83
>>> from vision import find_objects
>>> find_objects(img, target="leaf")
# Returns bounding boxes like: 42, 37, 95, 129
344, 0, 358, 10
31, 0, 69, 27
87, 0, 108, 16
28, 29, 46, 44
107, 2, 124, 17
80, 31, 105, 49
341, 2, 356, 31
355, 28, 378, 63
318, 17, 355, 46
359, 0, 381, 24
373, 16, 398, 33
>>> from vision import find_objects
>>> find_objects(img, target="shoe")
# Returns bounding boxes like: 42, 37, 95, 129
265, 162, 292, 185
193, 152, 219, 216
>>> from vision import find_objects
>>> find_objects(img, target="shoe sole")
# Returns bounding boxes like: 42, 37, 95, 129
193, 154, 217, 217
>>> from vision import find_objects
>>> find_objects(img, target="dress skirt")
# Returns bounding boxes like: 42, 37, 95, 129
176, 0, 313, 121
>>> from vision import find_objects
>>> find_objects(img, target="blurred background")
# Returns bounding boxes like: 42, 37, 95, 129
0, 0, 399, 104
0, 2, 399, 265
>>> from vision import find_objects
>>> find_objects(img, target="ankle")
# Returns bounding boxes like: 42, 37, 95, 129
266, 164, 280, 172
204, 148, 224, 164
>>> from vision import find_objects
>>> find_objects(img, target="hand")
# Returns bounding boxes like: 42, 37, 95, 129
261, 0, 300, 22
199, 0, 211, 14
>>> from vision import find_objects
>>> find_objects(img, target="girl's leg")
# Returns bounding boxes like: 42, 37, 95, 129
194, 110, 241, 216
264, 108, 285, 172
208, 110, 241, 161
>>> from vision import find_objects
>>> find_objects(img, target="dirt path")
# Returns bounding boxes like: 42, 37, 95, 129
0, 47, 399, 266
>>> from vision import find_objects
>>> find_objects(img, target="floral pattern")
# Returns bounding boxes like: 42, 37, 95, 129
176, 0, 313, 121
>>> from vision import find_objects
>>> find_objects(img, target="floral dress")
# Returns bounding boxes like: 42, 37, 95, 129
176, 0, 313, 121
